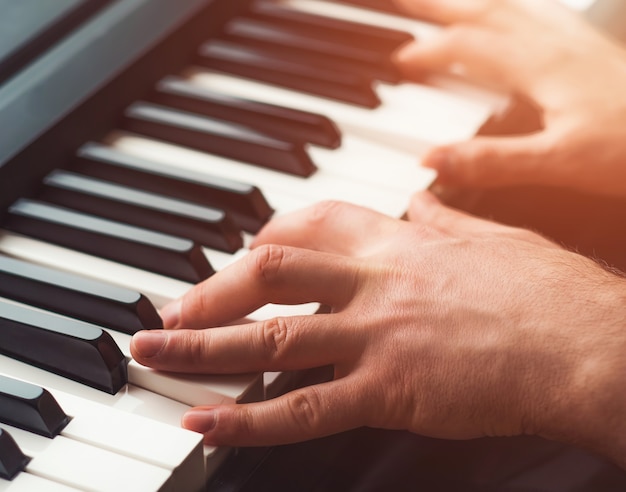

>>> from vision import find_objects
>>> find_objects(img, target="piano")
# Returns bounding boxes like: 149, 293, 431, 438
0, 0, 621, 491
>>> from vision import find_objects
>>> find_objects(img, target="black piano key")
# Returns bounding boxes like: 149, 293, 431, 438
248, 2, 412, 53
4, 199, 214, 284
0, 374, 70, 438
196, 39, 381, 108
74, 142, 273, 233
0, 429, 29, 480
0, 254, 162, 335
123, 101, 317, 177
152, 76, 341, 149
220, 16, 401, 83
40, 170, 244, 253
0, 299, 128, 394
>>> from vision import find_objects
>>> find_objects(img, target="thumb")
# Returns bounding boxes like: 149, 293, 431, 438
422, 133, 557, 189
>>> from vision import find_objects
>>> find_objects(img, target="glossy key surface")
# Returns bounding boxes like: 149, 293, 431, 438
0, 429, 29, 481
0, 375, 69, 438
123, 101, 317, 177
75, 142, 274, 232
0, 299, 127, 394
0, 254, 162, 335
220, 16, 401, 83
40, 170, 243, 253
3, 422, 175, 492
152, 76, 341, 148
5, 199, 214, 283
248, 1, 412, 52
197, 39, 380, 108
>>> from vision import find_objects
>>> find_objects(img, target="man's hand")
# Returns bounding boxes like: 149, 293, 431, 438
394, 0, 626, 197
131, 193, 626, 467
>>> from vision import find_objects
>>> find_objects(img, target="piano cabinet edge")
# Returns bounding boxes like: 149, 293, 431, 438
0, 0, 255, 221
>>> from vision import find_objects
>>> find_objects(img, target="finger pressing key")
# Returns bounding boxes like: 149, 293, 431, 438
160, 245, 358, 329
181, 377, 367, 447
131, 313, 350, 374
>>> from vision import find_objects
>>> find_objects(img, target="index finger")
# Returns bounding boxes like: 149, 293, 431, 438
161, 245, 357, 329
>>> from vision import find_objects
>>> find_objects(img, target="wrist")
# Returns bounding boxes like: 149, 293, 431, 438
531, 267, 626, 468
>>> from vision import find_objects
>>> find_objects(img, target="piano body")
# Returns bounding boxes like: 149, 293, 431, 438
0, 0, 620, 491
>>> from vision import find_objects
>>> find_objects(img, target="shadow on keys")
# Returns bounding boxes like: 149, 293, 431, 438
206, 367, 626, 492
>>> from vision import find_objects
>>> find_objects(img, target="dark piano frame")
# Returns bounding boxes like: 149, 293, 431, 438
0, 0, 250, 218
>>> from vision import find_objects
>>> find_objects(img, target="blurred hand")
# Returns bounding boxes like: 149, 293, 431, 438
131, 193, 626, 467
394, 0, 626, 197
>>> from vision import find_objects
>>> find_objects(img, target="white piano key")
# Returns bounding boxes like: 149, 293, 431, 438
101, 133, 310, 217
127, 360, 262, 406
279, 0, 510, 112
0, 229, 215, 309
0, 301, 174, 412
0, 335, 186, 427
186, 69, 494, 154
286, 0, 502, 56
0, 472, 81, 492
1, 423, 175, 492
113, 125, 436, 197
0, 371, 204, 491
0, 352, 230, 476
276, 0, 442, 40
0, 297, 263, 408
110, 133, 420, 218
38, 386, 203, 490
0, 231, 189, 310
61, 404, 202, 490
110, 329, 265, 407
0, 231, 320, 321
307, 134, 436, 193
560, 0, 597, 9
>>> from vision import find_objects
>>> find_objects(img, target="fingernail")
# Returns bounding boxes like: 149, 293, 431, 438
132, 331, 167, 358
424, 149, 450, 171
393, 42, 418, 65
183, 409, 217, 434
160, 299, 181, 329
423, 149, 453, 183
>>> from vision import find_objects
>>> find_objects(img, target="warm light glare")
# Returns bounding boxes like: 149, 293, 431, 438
559, 0, 597, 10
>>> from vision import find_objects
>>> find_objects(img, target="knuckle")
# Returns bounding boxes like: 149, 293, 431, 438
229, 407, 256, 441
249, 243, 287, 284
471, 143, 500, 163
182, 330, 212, 366
178, 285, 210, 328
259, 317, 290, 360
306, 200, 344, 227
285, 390, 323, 437
207, 406, 256, 445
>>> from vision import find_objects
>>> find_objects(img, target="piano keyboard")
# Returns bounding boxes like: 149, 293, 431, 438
0, 0, 597, 489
